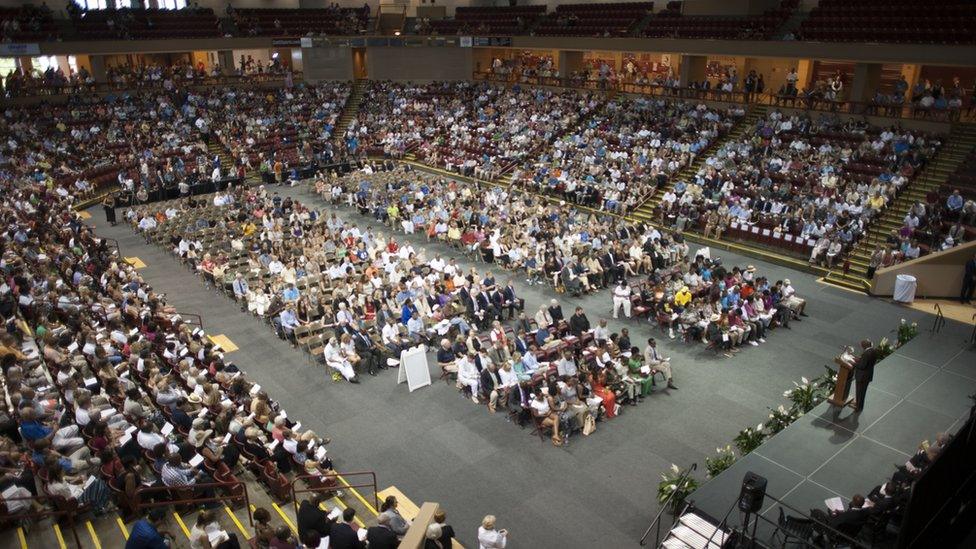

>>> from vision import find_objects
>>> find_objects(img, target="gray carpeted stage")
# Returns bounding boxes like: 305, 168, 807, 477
685, 320, 976, 546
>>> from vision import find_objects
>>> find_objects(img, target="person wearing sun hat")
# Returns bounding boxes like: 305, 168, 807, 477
743, 265, 756, 283
705, 312, 733, 356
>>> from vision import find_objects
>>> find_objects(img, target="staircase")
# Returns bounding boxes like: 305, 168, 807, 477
661, 511, 731, 549
334, 79, 368, 144
207, 139, 245, 180
823, 122, 976, 291
628, 104, 767, 225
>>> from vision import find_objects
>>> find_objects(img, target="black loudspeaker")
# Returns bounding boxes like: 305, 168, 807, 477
738, 472, 768, 513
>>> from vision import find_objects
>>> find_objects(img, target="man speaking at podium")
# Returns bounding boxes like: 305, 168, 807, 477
852, 340, 879, 412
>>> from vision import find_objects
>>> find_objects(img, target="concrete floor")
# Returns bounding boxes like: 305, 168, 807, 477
83, 181, 967, 548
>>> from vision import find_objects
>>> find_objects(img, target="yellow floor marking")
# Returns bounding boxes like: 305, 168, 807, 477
116, 517, 129, 540
208, 334, 239, 353
86, 521, 102, 549
330, 497, 365, 528
124, 257, 147, 269
17, 527, 27, 549
338, 474, 378, 516
52, 523, 68, 549
378, 486, 420, 521
272, 502, 298, 534
77, 211, 92, 220
224, 506, 251, 540
816, 276, 868, 294
173, 512, 191, 539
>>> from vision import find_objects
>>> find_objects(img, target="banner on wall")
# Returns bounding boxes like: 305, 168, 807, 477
300, 37, 313, 48
459, 36, 473, 48
0, 43, 40, 56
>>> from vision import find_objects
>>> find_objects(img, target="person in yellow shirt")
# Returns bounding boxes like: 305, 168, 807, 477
674, 286, 692, 308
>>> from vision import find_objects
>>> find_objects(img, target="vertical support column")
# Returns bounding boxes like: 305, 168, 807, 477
850, 62, 882, 104
678, 54, 706, 87
795, 59, 814, 91
89, 54, 107, 84
558, 50, 584, 80
217, 50, 235, 75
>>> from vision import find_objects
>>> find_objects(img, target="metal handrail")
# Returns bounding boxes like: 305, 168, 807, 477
759, 491, 868, 549
931, 303, 946, 334
133, 480, 252, 525
290, 471, 379, 516
173, 312, 205, 329
639, 462, 697, 546
100, 236, 123, 258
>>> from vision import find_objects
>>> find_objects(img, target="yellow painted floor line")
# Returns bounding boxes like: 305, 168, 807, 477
224, 506, 251, 540
86, 521, 102, 549
124, 257, 147, 269
17, 527, 27, 549
208, 334, 239, 353
272, 502, 297, 534
337, 474, 378, 516
173, 512, 191, 539
52, 523, 68, 549
116, 517, 129, 540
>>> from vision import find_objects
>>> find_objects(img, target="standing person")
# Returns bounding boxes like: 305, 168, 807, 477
961, 253, 976, 304
477, 515, 508, 549
102, 193, 117, 226
853, 339, 879, 413
433, 510, 456, 547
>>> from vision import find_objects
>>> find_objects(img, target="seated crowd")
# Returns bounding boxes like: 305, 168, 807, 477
0, 82, 354, 208
310, 163, 810, 443
347, 80, 603, 181
656, 110, 939, 264
0, 179, 344, 536
513, 96, 744, 213
0, 89, 209, 199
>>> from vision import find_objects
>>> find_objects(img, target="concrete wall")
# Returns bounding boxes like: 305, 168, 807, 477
365, 46, 472, 81
871, 240, 976, 298
301, 46, 354, 82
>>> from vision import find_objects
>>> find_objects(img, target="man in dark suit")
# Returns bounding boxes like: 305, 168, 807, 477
828, 494, 871, 539
350, 327, 383, 375
365, 514, 399, 549
330, 508, 365, 549
297, 494, 334, 540
853, 339, 879, 412
500, 279, 521, 319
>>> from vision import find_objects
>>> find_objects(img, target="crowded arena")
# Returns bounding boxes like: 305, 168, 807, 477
1, 1, 975, 548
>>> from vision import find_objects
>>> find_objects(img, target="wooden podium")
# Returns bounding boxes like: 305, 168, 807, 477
829, 355, 857, 409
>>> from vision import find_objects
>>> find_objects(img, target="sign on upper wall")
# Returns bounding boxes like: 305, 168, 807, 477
0, 43, 41, 56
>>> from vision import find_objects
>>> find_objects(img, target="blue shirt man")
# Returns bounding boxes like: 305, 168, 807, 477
282, 284, 300, 302
125, 510, 169, 549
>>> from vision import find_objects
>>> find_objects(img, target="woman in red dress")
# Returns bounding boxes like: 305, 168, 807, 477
592, 369, 618, 418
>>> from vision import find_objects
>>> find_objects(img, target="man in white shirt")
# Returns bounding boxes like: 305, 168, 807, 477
643, 338, 677, 390
612, 280, 632, 319
457, 353, 480, 403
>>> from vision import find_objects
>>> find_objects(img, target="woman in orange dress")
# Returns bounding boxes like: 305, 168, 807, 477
592, 369, 618, 418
